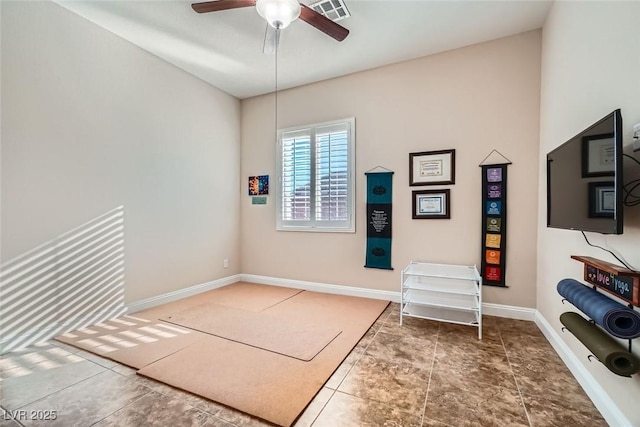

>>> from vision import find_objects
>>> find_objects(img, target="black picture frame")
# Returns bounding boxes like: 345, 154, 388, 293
412, 189, 450, 219
409, 149, 455, 186
582, 133, 615, 177
588, 181, 615, 218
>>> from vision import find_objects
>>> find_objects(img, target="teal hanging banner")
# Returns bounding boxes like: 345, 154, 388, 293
365, 171, 393, 270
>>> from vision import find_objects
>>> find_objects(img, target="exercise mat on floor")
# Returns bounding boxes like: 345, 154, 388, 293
139, 287, 389, 427
56, 283, 390, 426
557, 278, 640, 339
560, 311, 640, 377
55, 314, 203, 369
160, 303, 342, 361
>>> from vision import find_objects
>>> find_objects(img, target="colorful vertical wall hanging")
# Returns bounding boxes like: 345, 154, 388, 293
365, 170, 393, 270
479, 151, 512, 287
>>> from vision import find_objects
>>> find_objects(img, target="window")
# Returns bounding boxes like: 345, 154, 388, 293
277, 118, 355, 232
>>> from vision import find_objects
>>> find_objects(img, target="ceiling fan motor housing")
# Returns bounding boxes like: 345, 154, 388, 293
256, 0, 301, 29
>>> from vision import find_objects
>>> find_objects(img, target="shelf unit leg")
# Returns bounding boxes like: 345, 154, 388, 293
399, 273, 403, 325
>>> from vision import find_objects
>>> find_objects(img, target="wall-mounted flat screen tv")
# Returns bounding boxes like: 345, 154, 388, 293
547, 109, 623, 234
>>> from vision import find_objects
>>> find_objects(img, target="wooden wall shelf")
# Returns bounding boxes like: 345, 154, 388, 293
571, 255, 640, 306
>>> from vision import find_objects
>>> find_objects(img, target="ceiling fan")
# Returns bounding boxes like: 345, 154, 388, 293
192, 0, 350, 53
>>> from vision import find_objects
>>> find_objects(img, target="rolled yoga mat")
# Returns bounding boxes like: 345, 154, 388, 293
560, 311, 640, 377
557, 278, 640, 339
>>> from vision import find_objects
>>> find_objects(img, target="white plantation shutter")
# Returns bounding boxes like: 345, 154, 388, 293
277, 118, 355, 232
315, 123, 349, 221
281, 129, 311, 222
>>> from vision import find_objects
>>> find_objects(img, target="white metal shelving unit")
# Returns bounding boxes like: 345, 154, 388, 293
400, 261, 482, 339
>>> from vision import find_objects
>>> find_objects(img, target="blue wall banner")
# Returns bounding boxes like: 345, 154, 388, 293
365, 171, 393, 270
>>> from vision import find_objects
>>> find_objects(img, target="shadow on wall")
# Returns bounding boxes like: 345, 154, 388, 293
0, 206, 128, 354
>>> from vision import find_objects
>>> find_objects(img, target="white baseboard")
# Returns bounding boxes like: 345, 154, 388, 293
240, 274, 400, 302
535, 311, 631, 427
240, 274, 536, 323
482, 302, 536, 321
125, 274, 540, 323
126, 274, 241, 314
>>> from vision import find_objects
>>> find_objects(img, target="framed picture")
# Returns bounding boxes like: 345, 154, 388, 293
409, 149, 455, 186
248, 175, 269, 195
412, 189, 450, 219
582, 133, 615, 177
589, 181, 615, 218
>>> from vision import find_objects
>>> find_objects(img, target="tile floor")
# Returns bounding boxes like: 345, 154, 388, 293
0, 303, 606, 427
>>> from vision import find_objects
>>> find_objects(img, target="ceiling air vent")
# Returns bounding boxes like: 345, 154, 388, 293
309, 0, 350, 22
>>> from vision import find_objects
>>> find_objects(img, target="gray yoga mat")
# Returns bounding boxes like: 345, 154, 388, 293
560, 311, 640, 377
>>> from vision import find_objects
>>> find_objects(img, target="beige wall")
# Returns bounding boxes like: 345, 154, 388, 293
5, 0, 639, 418
538, 1, 640, 424
1, 1, 242, 304
241, 30, 541, 308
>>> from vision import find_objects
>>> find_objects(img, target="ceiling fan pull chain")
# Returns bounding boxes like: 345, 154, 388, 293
275, 26, 279, 143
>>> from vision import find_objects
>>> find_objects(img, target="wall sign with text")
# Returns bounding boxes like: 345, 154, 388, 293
572, 255, 640, 306
481, 164, 509, 287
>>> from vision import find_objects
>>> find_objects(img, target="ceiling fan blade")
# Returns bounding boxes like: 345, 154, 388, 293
191, 0, 256, 14
263, 25, 280, 55
299, 4, 349, 42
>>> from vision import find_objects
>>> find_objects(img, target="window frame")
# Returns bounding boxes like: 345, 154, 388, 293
276, 117, 356, 233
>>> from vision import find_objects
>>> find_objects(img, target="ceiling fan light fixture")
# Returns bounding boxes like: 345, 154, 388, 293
256, 0, 301, 29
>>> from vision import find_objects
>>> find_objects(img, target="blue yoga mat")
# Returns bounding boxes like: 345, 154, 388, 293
557, 278, 640, 339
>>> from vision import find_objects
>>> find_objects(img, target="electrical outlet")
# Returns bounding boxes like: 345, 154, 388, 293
223, 259, 229, 268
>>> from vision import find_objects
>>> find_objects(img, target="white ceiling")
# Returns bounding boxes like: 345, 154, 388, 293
54, 0, 552, 99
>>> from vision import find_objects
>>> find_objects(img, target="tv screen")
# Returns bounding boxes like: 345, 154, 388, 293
547, 109, 623, 234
